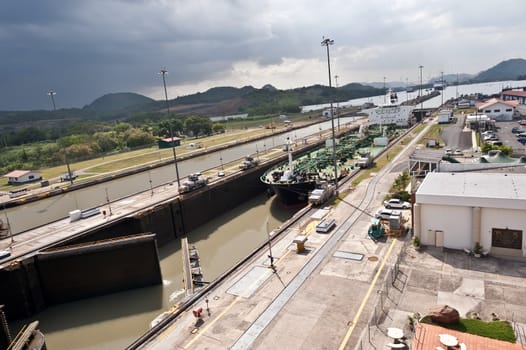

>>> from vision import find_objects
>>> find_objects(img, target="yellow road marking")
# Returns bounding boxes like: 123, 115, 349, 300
338, 238, 397, 350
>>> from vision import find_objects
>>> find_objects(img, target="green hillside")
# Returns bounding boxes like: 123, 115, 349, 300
472, 58, 526, 82
83, 92, 156, 113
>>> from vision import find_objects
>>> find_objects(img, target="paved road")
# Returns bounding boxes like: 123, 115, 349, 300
134, 121, 435, 349
440, 114, 473, 151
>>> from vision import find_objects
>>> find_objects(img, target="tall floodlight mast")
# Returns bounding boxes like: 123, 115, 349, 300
159, 68, 181, 187
321, 37, 338, 193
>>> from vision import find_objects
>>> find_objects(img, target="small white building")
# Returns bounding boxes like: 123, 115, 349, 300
475, 98, 518, 121
367, 105, 414, 126
4, 170, 42, 184
414, 172, 526, 257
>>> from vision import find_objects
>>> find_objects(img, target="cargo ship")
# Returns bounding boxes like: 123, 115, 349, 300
261, 132, 378, 206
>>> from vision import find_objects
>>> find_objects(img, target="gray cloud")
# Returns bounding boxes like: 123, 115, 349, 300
1, 0, 525, 110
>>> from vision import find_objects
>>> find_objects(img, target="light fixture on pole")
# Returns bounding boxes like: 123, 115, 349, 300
321, 37, 338, 194
159, 67, 181, 187
47, 90, 57, 111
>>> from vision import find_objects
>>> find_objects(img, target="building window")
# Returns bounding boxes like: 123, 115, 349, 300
492, 228, 522, 250
506, 109, 512, 112
484, 110, 491, 113
493, 109, 500, 113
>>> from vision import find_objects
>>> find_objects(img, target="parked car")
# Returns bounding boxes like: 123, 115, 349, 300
512, 127, 525, 133
375, 208, 401, 220
453, 149, 464, 156
444, 148, 453, 156
518, 137, 526, 145
383, 198, 410, 209
519, 120, 526, 126
483, 134, 497, 141
0, 249, 11, 260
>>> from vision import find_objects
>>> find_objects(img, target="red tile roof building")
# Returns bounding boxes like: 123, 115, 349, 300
502, 89, 526, 104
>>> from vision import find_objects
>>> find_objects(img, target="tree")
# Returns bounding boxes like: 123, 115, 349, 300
158, 118, 184, 137
124, 128, 155, 148
185, 116, 212, 137
114, 122, 132, 134
94, 131, 119, 152
212, 123, 225, 134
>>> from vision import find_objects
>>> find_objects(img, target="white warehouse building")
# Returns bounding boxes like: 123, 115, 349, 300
414, 172, 526, 257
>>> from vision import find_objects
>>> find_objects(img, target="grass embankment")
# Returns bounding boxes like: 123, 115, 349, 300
0, 112, 320, 190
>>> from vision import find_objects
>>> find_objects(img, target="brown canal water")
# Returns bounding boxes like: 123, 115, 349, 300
12, 193, 300, 350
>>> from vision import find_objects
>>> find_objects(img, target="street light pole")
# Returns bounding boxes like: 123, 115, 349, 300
383, 76, 386, 104
159, 68, 181, 187
334, 74, 340, 132
321, 37, 338, 194
441, 71, 444, 106
48, 90, 73, 184
419, 65, 424, 115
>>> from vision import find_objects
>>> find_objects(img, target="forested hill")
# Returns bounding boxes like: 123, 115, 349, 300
0, 83, 384, 129
82, 92, 155, 113
471, 58, 526, 82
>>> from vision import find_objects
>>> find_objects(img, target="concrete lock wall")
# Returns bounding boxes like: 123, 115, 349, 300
0, 258, 46, 320
36, 233, 162, 305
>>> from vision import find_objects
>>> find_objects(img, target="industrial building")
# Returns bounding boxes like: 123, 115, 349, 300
414, 172, 526, 257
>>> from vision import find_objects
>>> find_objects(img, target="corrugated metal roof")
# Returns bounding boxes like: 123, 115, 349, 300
4, 170, 32, 177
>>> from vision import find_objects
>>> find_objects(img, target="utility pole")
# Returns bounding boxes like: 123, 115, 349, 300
159, 68, 181, 188
321, 37, 338, 194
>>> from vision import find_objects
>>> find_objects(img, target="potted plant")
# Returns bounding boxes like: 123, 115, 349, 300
473, 242, 482, 258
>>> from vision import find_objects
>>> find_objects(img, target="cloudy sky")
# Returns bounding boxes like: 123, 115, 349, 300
1, 0, 525, 111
